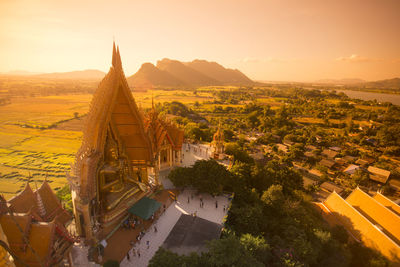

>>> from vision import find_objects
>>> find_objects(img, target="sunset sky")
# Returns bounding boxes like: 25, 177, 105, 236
0, 0, 399, 81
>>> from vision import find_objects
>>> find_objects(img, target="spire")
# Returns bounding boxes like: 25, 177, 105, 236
112, 41, 117, 67
116, 45, 122, 69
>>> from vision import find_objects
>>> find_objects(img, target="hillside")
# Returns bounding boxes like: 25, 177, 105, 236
33, 69, 105, 80
185, 59, 253, 85
364, 78, 400, 90
127, 63, 185, 88
127, 58, 254, 88
315, 78, 366, 85
156, 58, 218, 86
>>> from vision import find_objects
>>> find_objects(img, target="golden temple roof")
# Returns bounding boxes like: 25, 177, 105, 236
8, 182, 71, 225
323, 190, 400, 263
346, 188, 400, 243
373, 192, 400, 216
0, 185, 74, 267
144, 110, 184, 153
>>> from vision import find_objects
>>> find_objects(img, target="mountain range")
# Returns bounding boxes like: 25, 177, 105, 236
127, 59, 254, 88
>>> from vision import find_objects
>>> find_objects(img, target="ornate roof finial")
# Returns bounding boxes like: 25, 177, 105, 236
116, 45, 122, 69
112, 41, 117, 67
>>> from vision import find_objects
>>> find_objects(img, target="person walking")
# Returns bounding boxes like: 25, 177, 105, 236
126, 251, 130, 261
154, 226, 158, 233
137, 249, 141, 258
146, 240, 150, 249
215, 200, 218, 209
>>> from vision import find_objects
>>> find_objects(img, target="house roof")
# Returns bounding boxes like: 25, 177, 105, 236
319, 159, 336, 169
343, 164, 360, 174
320, 182, 343, 194
322, 149, 338, 159
355, 159, 369, 166
368, 166, 391, 183
368, 166, 391, 178
343, 155, 356, 162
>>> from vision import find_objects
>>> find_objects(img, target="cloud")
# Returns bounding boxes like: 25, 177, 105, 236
242, 57, 260, 63
241, 57, 299, 63
335, 54, 379, 63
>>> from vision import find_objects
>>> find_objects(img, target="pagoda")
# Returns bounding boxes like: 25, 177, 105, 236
68, 43, 184, 245
211, 123, 225, 159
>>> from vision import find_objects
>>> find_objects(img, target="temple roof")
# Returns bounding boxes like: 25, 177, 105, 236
7, 182, 71, 225
213, 124, 224, 142
36, 181, 71, 225
75, 43, 153, 171
373, 192, 400, 216
346, 188, 400, 243
0, 195, 74, 267
144, 109, 184, 153
323, 190, 400, 263
8, 184, 38, 214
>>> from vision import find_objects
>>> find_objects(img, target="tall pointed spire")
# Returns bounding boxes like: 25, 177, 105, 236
116, 45, 122, 69
112, 41, 117, 67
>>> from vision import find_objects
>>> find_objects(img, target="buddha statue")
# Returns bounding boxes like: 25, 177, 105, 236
99, 135, 124, 193
98, 130, 148, 211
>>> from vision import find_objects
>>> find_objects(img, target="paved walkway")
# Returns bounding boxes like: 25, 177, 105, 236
120, 189, 230, 267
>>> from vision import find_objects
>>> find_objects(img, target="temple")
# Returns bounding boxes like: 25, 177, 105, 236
315, 188, 400, 264
211, 124, 225, 159
68, 43, 183, 245
0, 182, 74, 267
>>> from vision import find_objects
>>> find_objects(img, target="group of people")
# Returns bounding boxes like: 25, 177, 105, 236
122, 216, 140, 230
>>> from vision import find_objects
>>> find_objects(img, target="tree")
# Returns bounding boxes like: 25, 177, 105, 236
206, 235, 264, 267
261, 184, 284, 207
168, 167, 193, 188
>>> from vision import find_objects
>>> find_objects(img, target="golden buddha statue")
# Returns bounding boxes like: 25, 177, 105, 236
98, 130, 148, 211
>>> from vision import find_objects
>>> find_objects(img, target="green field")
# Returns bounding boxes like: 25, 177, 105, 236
0, 90, 214, 199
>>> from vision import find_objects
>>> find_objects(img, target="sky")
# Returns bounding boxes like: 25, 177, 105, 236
0, 0, 399, 81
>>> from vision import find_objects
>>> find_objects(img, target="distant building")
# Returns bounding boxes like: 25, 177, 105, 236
343, 164, 360, 175
319, 159, 336, 169
322, 149, 338, 159
211, 124, 225, 159
320, 181, 344, 194
389, 179, 400, 192
276, 143, 288, 154
368, 166, 391, 184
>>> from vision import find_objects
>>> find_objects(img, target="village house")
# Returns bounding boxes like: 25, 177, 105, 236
343, 164, 361, 175
368, 166, 391, 184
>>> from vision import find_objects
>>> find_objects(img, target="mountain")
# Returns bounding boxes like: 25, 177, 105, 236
3, 70, 44, 76
364, 78, 400, 90
127, 63, 185, 87
127, 58, 254, 88
315, 78, 366, 85
156, 58, 218, 86
33, 69, 106, 80
185, 59, 253, 85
